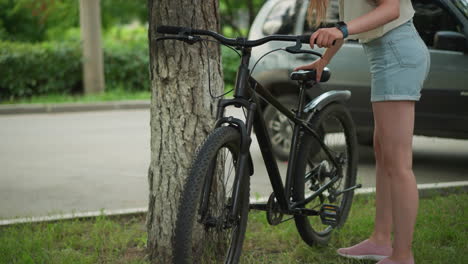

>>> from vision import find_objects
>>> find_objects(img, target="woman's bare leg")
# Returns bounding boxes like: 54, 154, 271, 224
369, 125, 393, 247
372, 101, 419, 261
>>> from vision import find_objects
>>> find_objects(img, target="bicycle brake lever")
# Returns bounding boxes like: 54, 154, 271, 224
285, 40, 322, 57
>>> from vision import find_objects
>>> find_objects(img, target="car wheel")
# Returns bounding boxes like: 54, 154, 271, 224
263, 95, 298, 161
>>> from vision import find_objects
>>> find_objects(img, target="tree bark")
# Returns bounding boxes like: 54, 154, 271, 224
146, 0, 223, 263
79, 0, 105, 94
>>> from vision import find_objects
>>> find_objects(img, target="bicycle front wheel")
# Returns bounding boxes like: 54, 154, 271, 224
174, 126, 250, 264
293, 102, 358, 246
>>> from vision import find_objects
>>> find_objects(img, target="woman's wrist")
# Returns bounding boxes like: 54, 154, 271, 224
320, 57, 330, 65
321, 39, 344, 65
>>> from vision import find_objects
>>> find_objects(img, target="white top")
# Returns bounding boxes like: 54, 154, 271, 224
338, 0, 415, 43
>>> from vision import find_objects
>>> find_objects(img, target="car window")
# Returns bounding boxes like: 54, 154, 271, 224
303, 0, 340, 33
262, 0, 302, 35
413, 0, 462, 47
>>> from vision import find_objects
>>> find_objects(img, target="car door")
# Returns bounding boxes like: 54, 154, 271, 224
413, 0, 468, 139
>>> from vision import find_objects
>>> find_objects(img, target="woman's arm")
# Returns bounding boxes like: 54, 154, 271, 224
293, 39, 344, 82
294, 0, 400, 81
310, 0, 400, 48
347, 0, 400, 36
322, 39, 344, 63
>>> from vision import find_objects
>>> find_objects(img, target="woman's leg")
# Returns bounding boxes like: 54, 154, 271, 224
372, 101, 419, 262
369, 124, 393, 247
335, 113, 394, 261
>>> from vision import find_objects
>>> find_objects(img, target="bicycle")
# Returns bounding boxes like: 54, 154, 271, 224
156, 25, 361, 264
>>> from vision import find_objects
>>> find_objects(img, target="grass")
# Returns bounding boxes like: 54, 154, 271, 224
241, 193, 468, 264
0, 214, 148, 264
1, 193, 466, 264
0, 90, 151, 105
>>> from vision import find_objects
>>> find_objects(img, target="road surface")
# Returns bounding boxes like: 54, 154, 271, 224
0, 109, 467, 219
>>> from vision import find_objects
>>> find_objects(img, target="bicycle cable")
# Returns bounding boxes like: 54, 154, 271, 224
156, 35, 311, 103
202, 39, 289, 99
201, 39, 241, 99
155, 36, 241, 100
250, 48, 285, 75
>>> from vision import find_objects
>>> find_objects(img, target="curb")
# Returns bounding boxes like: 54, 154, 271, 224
1, 181, 466, 226
0, 100, 150, 115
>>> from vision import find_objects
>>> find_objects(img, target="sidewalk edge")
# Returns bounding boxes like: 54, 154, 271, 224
0, 100, 150, 115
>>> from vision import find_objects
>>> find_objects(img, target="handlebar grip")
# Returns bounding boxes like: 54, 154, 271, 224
299, 35, 311, 44
300, 35, 337, 46
157, 25, 190, 34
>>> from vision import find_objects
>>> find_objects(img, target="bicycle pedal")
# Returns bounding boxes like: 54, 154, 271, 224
319, 204, 340, 227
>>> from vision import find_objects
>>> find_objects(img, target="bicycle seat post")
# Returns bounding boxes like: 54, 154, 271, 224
295, 80, 310, 118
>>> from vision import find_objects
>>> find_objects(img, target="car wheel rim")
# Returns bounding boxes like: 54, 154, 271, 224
268, 110, 293, 154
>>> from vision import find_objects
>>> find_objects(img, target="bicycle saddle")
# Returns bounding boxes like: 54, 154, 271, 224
290, 68, 331, 83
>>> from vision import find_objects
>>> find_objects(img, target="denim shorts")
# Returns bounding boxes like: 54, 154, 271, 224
362, 19, 431, 102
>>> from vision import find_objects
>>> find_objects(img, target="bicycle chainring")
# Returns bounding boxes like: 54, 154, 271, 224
266, 192, 283, 226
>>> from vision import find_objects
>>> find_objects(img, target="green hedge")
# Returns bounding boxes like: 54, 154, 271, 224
221, 46, 240, 87
103, 26, 149, 93
104, 43, 149, 93
0, 35, 238, 100
0, 40, 150, 100
0, 41, 82, 99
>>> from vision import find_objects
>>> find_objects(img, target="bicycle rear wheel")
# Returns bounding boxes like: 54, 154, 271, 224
293, 103, 358, 246
174, 126, 250, 264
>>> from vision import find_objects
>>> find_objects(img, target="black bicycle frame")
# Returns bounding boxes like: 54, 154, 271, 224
214, 47, 342, 219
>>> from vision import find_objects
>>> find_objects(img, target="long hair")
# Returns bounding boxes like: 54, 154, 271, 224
307, 0, 328, 28
307, 0, 379, 27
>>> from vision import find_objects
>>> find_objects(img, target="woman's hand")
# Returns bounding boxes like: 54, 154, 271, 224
310, 28, 344, 49
294, 58, 329, 82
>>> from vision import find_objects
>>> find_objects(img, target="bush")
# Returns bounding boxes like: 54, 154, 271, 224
0, 41, 82, 99
0, 29, 150, 100
0, 24, 239, 101
104, 42, 149, 93
221, 45, 240, 86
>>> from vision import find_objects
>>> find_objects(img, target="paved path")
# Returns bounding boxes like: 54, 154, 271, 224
0, 110, 150, 219
1, 109, 467, 219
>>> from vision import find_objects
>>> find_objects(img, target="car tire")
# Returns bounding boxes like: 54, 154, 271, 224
263, 95, 299, 161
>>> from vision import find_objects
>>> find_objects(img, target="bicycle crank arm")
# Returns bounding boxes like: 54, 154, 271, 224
334, 184, 362, 197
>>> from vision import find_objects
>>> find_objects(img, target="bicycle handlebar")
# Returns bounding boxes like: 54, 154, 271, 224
157, 25, 312, 47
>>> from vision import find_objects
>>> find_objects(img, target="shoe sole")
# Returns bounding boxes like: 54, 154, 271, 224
337, 251, 388, 261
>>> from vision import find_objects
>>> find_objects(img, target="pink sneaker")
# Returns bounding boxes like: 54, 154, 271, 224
376, 257, 414, 264
337, 239, 392, 261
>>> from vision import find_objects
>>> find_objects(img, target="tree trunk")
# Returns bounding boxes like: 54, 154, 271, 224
79, 0, 105, 94
146, 0, 223, 263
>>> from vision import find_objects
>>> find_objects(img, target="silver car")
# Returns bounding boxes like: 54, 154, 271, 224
248, 0, 468, 160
